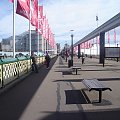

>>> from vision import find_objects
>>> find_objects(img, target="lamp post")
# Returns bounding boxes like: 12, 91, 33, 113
65, 41, 67, 62
70, 30, 74, 66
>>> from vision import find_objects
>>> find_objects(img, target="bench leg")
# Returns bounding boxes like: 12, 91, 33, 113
76, 69, 77, 75
99, 91, 102, 103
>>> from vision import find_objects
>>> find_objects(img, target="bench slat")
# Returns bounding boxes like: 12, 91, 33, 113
82, 79, 112, 91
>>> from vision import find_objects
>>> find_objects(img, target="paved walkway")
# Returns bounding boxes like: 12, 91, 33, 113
0, 56, 120, 120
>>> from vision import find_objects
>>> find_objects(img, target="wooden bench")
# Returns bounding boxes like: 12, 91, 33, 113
71, 66, 81, 75
82, 79, 112, 103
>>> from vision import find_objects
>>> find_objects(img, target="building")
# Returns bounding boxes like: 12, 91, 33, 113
1, 30, 57, 56
1, 30, 43, 53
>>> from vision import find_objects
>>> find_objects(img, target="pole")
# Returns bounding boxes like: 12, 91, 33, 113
117, 44, 119, 62
71, 34, 73, 61
29, 0, 31, 56
44, 39, 46, 54
37, 4, 39, 55
71, 34, 74, 66
13, 0, 16, 58
96, 15, 99, 56
42, 36, 44, 53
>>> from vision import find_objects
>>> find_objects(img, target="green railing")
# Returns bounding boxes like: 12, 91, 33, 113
0, 56, 45, 88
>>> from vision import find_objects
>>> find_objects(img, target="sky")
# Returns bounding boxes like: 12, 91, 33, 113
0, 0, 120, 48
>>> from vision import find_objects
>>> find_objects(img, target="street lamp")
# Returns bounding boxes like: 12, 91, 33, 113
70, 30, 74, 66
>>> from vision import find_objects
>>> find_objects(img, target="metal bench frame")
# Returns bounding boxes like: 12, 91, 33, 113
82, 79, 112, 103
71, 66, 81, 75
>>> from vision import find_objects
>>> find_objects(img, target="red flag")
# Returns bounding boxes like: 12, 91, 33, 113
30, 0, 38, 26
16, 0, 38, 27
108, 31, 110, 44
16, 0, 30, 19
114, 29, 116, 45
9, 0, 13, 3
36, 6, 43, 34
38, 6, 43, 19
45, 19, 49, 40
88, 40, 92, 48
42, 16, 46, 39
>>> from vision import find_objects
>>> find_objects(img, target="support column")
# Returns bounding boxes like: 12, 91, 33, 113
99, 32, 105, 64
78, 44, 81, 58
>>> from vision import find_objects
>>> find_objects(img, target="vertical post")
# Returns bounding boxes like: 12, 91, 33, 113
42, 36, 44, 52
70, 30, 74, 66
90, 46, 91, 58
37, 5, 39, 55
117, 44, 119, 62
44, 39, 46, 54
99, 32, 105, 65
71, 34, 73, 66
96, 15, 99, 56
65, 41, 67, 62
99, 91, 102, 103
45, 39, 48, 54
13, 0, 16, 58
29, 0, 31, 56
78, 44, 80, 59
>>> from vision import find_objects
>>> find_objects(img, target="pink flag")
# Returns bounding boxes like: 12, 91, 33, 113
114, 29, 116, 45
31, 0, 38, 27
9, 0, 13, 3
108, 31, 110, 44
42, 16, 46, 39
36, 6, 43, 34
16, 0, 30, 19
38, 6, 43, 19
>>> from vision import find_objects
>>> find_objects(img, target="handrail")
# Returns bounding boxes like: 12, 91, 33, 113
0, 55, 46, 88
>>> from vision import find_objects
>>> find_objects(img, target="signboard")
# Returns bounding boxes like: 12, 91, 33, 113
105, 47, 120, 58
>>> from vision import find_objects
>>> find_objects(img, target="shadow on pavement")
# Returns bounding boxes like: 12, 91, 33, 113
39, 109, 120, 120
0, 57, 57, 120
65, 90, 90, 104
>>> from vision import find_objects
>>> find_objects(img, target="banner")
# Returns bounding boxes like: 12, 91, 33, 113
108, 31, 110, 44
16, 0, 30, 19
31, 0, 38, 26
36, 6, 43, 34
114, 29, 116, 45
9, 0, 13, 2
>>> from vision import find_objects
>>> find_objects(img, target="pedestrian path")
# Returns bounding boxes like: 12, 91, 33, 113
0, 56, 120, 120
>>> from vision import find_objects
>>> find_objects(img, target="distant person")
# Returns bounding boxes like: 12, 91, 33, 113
82, 52, 85, 64
31, 52, 38, 73
45, 53, 51, 69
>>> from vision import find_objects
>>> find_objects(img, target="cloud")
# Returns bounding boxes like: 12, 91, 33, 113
0, 12, 35, 40
42, 0, 120, 47
0, 0, 120, 47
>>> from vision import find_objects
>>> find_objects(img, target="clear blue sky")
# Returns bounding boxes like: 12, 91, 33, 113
0, 0, 120, 47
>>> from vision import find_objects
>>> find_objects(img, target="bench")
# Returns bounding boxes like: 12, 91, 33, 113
71, 66, 81, 75
82, 79, 112, 103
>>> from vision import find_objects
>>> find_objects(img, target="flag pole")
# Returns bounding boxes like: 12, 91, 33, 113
13, 0, 16, 58
37, 5, 39, 55
42, 35, 44, 53
96, 15, 99, 55
29, 0, 31, 56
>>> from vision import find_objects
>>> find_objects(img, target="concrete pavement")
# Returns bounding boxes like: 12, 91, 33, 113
0, 56, 120, 120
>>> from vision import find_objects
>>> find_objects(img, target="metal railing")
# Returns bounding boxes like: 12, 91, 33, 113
0, 56, 45, 88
